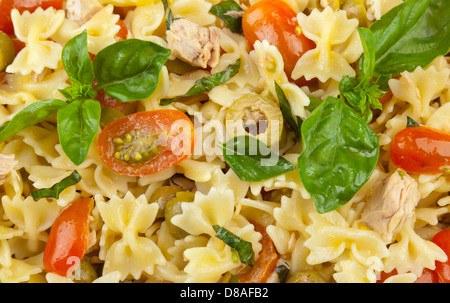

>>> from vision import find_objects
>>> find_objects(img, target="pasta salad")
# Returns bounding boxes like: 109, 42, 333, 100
0, 0, 449, 283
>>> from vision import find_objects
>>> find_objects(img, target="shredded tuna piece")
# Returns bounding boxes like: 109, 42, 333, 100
66, 0, 103, 25
0, 154, 17, 185
166, 18, 220, 69
361, 169, 421, 242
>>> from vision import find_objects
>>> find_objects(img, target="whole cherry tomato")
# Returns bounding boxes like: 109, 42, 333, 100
431, 229, 450, 283
0, 0, 64, 35
242, 0, 315, 84
43, 197, 93, 277
390, 126, 450, 174
97, 109, 195, 177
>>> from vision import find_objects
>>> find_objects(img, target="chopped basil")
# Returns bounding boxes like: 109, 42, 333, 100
213, 224, 254, 266
31, 170, 82, 200
209, 0, 244, 33
220, 135, 295, 182
274, 81, 301, 139
161, 0, 175, 30
274, 263, 290, 283
160, 59, 241, 105
406, 116, 420, 127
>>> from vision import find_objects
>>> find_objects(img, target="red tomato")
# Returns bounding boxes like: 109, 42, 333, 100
242, 0, 315, 84
116, 19, 128, 41
431, 230, 450, 283
415, 268, 439, 283
43, 197, 93, 277
0, 0, 63, 35
97, 109, 195, 177
238, 222, 278, 283
390, 126, 450, 174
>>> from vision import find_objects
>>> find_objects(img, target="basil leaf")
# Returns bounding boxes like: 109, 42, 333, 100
161, 0, 175, 30
371, 0, 450, 76
0, 99, 66, 143
213, 225, 254, 266
61, 30, 94, 87
160, 59, 241, 105
209, 0, 244, 33
274, 263, 290, 283
298, 97, 379, 213
31, 170, 82, 200
57, 99, 101, 166
356, 27, 375, 86
274, 81, 301, 138
221, 135, 295, 182
93, 39, 171, 102
406, 116, 420, 127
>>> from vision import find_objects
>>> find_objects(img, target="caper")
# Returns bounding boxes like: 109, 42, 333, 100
149, 185, 182, 218
72, 259, 98, 283
164, 191, 195, 238
0, 32, 15, 72
226, 94, 283, 147
286, 270, 327, 283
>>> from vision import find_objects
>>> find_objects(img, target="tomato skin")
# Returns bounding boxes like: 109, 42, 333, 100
97, 110, 195, 177
238, 222, 278, 283
431, 230, 450, 283
415, 268, 439, 283
242, 0, 315, 81
116, 19, 128, 41
43, 197, 93, 277
390, 126, 450, 174
0, 0, 63, 35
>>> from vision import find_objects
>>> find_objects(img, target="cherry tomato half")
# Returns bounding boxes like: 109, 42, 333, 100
43, 197, 93, 277
242, 0, 315, 83
97, 109, 195, 177
390, 126, 450, 174
431, 230, 450, 283
0, 0, 64, 35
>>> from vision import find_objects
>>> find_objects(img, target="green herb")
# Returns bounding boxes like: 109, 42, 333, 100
274, 263, 290, 283
371, 0, 450, 77
161, 0, 175, 30
0, 99, 66, 142
57, 99, 101, 166
31, 170, 82, 200
298, 97, 379, 214
229, 275, 239, 283
274, 81, 301, 139
160, 59, 241, 105
406, 116, 420, 127
93, 38, 171, 102
209, 0, 244, 33
213, 224, 254, 266
220, 135, 295, 182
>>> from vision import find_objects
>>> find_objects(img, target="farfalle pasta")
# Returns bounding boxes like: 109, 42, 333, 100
0, 0, 449, 285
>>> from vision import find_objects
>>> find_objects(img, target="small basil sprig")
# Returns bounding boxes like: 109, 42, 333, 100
209, 0, 244, 33
298, 97, 379, 213
31, 170, 82, 200
160, 59, 241, 105
213, 224, 254, 266
0, 30, 171, 166
161, 0, 175, 30
220, 135, 295, 182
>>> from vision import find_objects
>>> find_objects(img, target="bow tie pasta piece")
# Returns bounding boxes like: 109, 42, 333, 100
97, 193, 165, 280
291, 6, 362, 83
6, 8, 65, 75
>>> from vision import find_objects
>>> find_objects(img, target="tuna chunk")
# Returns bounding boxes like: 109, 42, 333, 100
361, 169, 421, 242
166, 18, 220, 69
0, 154, 17, 185
66, 0, 103, 25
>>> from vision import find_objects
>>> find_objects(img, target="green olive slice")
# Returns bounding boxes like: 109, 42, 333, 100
0, 32, 15, 72
286, 270, 327, 283
226, 94, 283, 147
164, 191, 195, 239
149, 185, 182, 218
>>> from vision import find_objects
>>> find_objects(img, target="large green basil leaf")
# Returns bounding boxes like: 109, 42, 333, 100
160, 59, 241, 105
371, 0, 450, 76
298, 97, 379, 213
57, 99, 101, 166
62, 30, 94, 86
0, 99, 66, 143
221, 135, 295, 182
93, 39, 171, 102
209, 0, 244, 33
